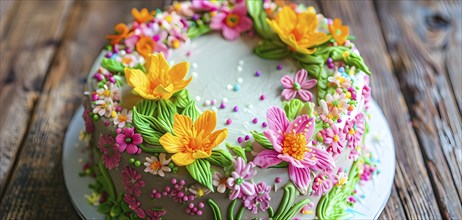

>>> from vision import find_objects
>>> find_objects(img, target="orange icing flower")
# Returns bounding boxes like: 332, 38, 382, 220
131, 8, 154, 23
136, 36, 155, 58
328, 18, 349, 46
124, 53, 192, 100
106, 23, 129, 45
160, 111, 228, 166
267, 6, 331, 54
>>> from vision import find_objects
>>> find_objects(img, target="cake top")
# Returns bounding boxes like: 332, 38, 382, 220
82, 0, 375, 219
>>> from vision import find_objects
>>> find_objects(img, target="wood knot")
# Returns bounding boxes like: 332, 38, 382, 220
425, 13, 450, 31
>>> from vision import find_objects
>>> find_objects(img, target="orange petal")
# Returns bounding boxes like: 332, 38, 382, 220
171, 152, 195, 166
169, 62, 189, 82
172, 77, 192, 92
207, 128, 228, 150
276, 7, 296, 34
193, 150, 211, 159
173, 114, 193, 138
145, 53, 169, 81
159, 132, 184, 153
194, 110, 217, 135
125, 67, 148, 89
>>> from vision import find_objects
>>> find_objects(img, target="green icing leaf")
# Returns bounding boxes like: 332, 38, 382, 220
156, 99, 177, 133
206, 149, 234, 168
135, 100, 157, 116
97, 161, 116, 201
186, 159, 214, 191
133, 106, 162, 145
110, 205, 122, 217
273, 183, 311, 220
208, 199, 223, 220
181, 100, 200, 121
254, 39, 290, 60
132, 63, 146, 73
98, 203, 111, 214
314, 120, 325, 137
172, 89, 192, 109
102, 58, 125, 73
226, 143, 247, 163
246, 0, 277, 39
251, 131, 273, 149
283, 99, 315, 121
187, 24, 212, 39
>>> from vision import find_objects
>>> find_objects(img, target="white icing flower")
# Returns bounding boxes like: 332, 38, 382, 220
96, 83, 118, 100
189, 184, 211, 197
84, 192, 101, 206
212, 172, 227, 193
328, 70, 352, 89
143, 153, 171, 177
93, 98, 114, 117
114, 109, 133, 128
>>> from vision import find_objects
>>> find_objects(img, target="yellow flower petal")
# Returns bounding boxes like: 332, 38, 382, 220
159, 132, 184, 153
173, 114, 193, 138
145, 53, 170, 81
171, 152, 195, 166
194, 110, 216, 135
154, 84, 174, 99
192, 150, 211, 159
172, 78, 193, 92
207, 128, 228, 149
125, 68, 148, 89
169, 62, 189, 82
276, 7, 296, 34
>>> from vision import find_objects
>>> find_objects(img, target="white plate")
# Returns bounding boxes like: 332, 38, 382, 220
63, 99, 395, 220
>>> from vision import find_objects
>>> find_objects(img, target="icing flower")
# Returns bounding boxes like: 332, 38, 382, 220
253, 107, 334, 194
93, 98, 114, 117
335, 168, 348, 186
319, 93, 348, 121
362, 76, 371, 110
189, 184, 211, 197
267, 6, 331, 54
116, 127, 143, 154
82, 109, 94, 133
212, 172, 228, 193
191, 0, 220, 12
328, 18, 349, 46
320, 124, 346, 155
243, 182, 271, 214
114, 109, 133, 128
311, 172, 333, 196
281, 69, 317, 102
125, 53, 192, 100
84, 192, 101, 206
98, 134, 121, 169
132, 8, 155, 24
143, 153, 172, 177
226, 157, 257, 200
146, 209, 167, 220
136, 37, 156, 58
121, 166, 145, 197
160, 110, 228, 166
343, 113, 365, 149
327, 69, 352, 89
96, 83, 119, 100
116, 54, 143, 67
210, 3, 253, 40
106, 23, 129, 45
124, 194, 146, 218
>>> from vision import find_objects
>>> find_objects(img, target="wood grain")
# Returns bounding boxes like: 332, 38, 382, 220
319, 0, 443, 219
0, 0, 73, 197
376, 0, 462, 219
0, 1, 164, 219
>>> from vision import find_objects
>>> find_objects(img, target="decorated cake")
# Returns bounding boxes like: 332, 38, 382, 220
79, 0, 378, 219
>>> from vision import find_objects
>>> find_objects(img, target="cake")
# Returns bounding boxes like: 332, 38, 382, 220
79, 1, 377, 219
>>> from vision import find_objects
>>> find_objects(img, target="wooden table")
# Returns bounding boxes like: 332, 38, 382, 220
1, 0, 461, 219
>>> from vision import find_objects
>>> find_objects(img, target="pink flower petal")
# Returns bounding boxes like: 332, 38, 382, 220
310, 147, 335, 171
131, 133, 143, 145
222, 26, 240, 40
278, 154, 304, 168
281, 89, 297, 100
286, 115, 315, 139
295, 69, 308, 84
300, 79, 317, 90
126, 144, 139, 154
266, 107, 290, 135
240, 182, 255, 196
288, 165, 311, 194
118, 143, 127, 152
253, 150, 283, 168
263, 130, 283, 152
297, 89, 314, 102
123, 128, 134, 137
281, 75, 294, 89
235, 16, 252, 32
232, 3, 248, 16
210, 13, 227, 30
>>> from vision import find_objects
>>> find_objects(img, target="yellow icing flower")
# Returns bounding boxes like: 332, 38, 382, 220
329, 18, 349, 46
267, 6, 331, 54
125, 53, 192, 100
160, 111, 228, 166
131, 8, 154, 23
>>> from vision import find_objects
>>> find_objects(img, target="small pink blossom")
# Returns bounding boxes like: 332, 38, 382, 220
226, 157, 256, 200
362, 76, 371, 110
93, 98, 113, 117
281, 69, 317, 102
98, 134, 121, 169
146, 209, 167, 220
311, 172, 334, 196
191, 0, 220, 12
320, 124, 346, 155
210, 3, 253, 40
243, 182, 271, 214
96, 83, 119, 100
121, 166, 145, 197
328, 69, 352, 89
124, 194, 146, 218
114, 109, 133, 128
82, 109, 94, 133
343, 113, 365, 149
212, 172, 227, 193
116, 127, 143, 154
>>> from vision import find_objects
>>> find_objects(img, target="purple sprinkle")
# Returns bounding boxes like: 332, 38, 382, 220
352, 93, 357, 100
255, 71, 261, 77
171, 178, 177, 184
104, 121, 110, 127
220, 102, 226, 109
260, 95, 265, 100
116, 106, 123, 112
192, 14, 200, 21
153, 35, 160, 42
126, 48, 132, 54
262, 122, 268, 128
94, 73, 103, 81
197, 210, 203, 216
193, 207, 198, 212
233, 106, 239, 112
186, 51, 192, 57
312, 140, 318, 145
277, 64, 283, 70
244, 135, 250, 141
105, 52, 113, 58
109, 76, 116, 83
180, 179, 185, 185
198, 202, 205, 209
185, 208, 191, 214
327, 57, 333, 63
337, 118, 342, 123
91, 93, 99, 101
226, 119, 232, 125
328, 62, 335, 69
275, 177, 282, 183
237, 137, 244, 143
252, 118, 258, 124
188, 203, 194, 209
116, 128, 122, 134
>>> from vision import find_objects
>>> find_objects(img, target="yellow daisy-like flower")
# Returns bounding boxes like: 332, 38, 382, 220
125, 53, 192, 100
267, 6, 331, 54
329, 18, 349, 46
159, 111, 228, 166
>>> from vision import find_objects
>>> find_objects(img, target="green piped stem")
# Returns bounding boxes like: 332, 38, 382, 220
208, 199, 222, 220
235, 205, 246, 220
228, 199, 237, 220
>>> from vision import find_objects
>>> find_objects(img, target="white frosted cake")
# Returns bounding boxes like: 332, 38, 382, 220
80, 1, 377, 219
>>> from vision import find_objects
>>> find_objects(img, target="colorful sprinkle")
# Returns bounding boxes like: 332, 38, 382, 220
220, 102, 226, 109
195, 96, 201, 101
237, 66, 243, 72
244, 135, 250, 141
233, 106, 239, 112
233, 84, 240, 91
210, 99, 217, 105
226, 119, 232, 125
255, 71, 261, 77
262, 122, 267, 127
252, 118, 258, 124
226, 84, 233, 90
276, 64, 283, 70
238, 60, 244, 65
203, 100, 211, 106
237, 77, 244, 83
275, 177, 282, 183
222, 98, 228, 103
259, 95, 265, 100
237, 137, 244, 143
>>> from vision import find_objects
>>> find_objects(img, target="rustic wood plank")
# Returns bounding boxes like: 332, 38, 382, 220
376, 1, 462, 219
319, 0, 443, 219
0, 0, 73, 197
0, 1, 165, 219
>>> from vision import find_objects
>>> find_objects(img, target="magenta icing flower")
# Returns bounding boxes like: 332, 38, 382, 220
281, 69, 317, 102
210, 3, 253, 40
124, 194, 146, 219
82, 109, 94, 133
146, 209, 167, 220
116, 127, 143, 154
226, 157, 256, 200
253, 107, 334, 194
311, 172, 334, 196
243, 182, 271, 214
343, 113, 365, 149
98, 134, 121, 169
320, 124, 346, 155
121, 166, 145, 197
191, 0, 220, 12
362, 75, 371, 110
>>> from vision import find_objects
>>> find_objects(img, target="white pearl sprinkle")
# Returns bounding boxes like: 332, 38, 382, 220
203, 100, 211, 106
195, 96, 201, 101
119, 50, 126, 56
237, 77, 244, 83
227, 84, 233, 90
211, 107, 218, 112
238, 60, 244, 65
222, 98, 228, 103
192, 72, 198, 78
192, 63, 198, 69
237, 66, 243, 72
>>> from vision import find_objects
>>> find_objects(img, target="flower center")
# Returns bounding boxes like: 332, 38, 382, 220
119, 115, 128, 122
103, 89, 111, 97
235, 177, 244, 185
292, 28, 304, 41
150, 161, 162, 171
293, 82, 301, 90
348, 128, 356, 135
282, 132, 307, 161
197, 188, 205, 197
332, 100, 339, 107
225, 13, 240, 28
126, 137, 132, 143
333, 135, 340, 142
122, 57, 133, 65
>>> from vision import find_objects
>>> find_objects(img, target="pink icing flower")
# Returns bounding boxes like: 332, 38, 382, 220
212, 172, 227, 193
311, 172, 334, 196
360, 164, 376, 182
320, 124, 346, 155
93, 98, 113, 117
281, 69, 317, 102
82, 109, 94, 133
210, 3, 253, 40
124, 194, 146, 218
343, 113, 365, 149
253, 107, 334, 194
226, 157, 256, 200
98, 134, 121, 169
116, 127, 143, 154
121, 166, 145, 197
191, 0, 220, 12
114, 109, 133, 128
243, 182, 271, 214
146, 209, 167, 220
362, 75, 371, 110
